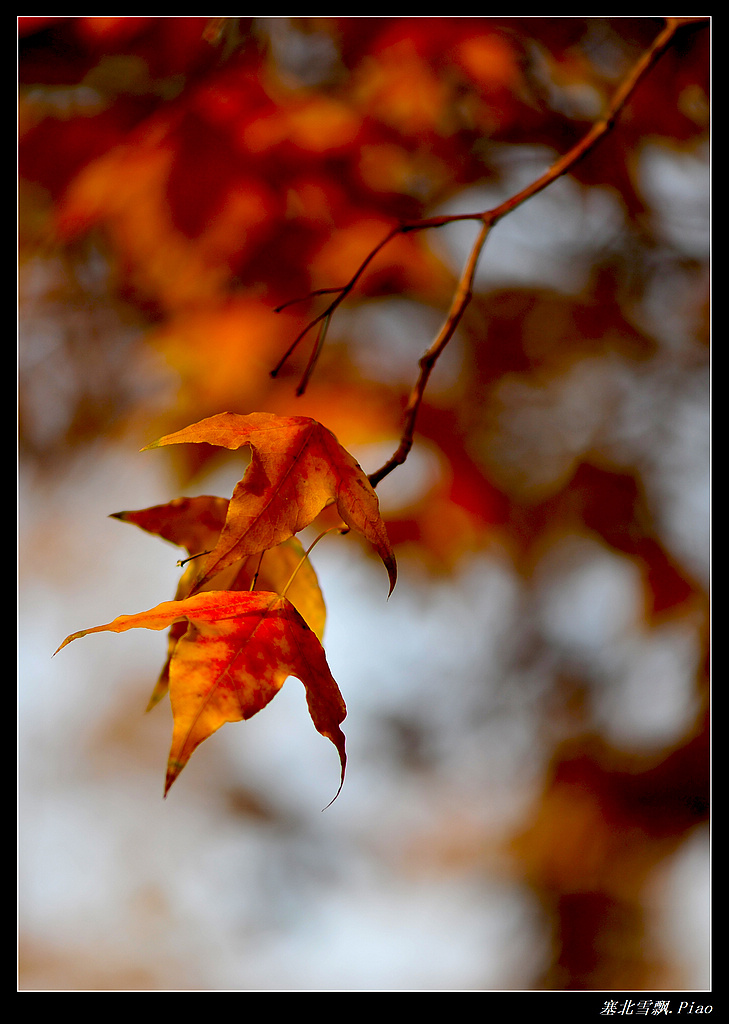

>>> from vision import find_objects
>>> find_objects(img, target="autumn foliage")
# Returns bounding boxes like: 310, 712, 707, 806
56, 410, 397, 798
21, 17, 709, 990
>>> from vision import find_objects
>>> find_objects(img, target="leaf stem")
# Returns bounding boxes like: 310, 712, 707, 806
177, 550, 211, 568
249, 550, 266, 591
279, 525, 348, 600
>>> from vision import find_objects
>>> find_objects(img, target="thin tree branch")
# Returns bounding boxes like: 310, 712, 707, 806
483, 17, 706, 228
366, 16, 705, 487
368, 219, 491, 488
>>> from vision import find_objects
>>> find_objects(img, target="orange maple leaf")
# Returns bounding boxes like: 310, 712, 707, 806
55, 590, 346, 801
142, 412, 397, 595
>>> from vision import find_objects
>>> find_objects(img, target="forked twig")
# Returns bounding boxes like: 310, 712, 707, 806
272, 17, 707, 487
270, 212, 484, 388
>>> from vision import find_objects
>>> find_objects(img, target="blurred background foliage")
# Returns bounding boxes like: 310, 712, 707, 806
19, 17, 709, 991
